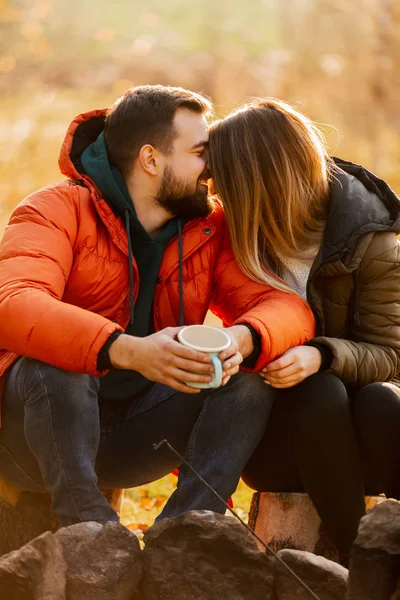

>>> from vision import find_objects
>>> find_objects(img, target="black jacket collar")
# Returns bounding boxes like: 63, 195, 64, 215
321, 157, 400, 263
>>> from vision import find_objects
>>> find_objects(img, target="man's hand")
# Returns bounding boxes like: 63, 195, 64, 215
260, 346, 322, 389
219, 325, 253, 386
108, 328, 215, 394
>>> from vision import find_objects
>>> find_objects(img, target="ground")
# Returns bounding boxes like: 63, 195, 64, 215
120, 475, 254, 534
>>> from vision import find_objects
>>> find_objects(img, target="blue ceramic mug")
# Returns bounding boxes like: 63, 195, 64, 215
177, 325, 231, 389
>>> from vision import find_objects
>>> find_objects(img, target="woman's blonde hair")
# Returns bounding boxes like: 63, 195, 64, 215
208, 98, 332, 294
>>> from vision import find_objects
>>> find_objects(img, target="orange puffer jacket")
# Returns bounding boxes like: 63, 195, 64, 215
0, 109, 315, 397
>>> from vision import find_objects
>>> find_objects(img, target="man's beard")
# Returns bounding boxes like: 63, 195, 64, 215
155, 166, 213, 219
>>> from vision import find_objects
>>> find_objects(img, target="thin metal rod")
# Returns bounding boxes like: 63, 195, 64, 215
154, 439, 321, 600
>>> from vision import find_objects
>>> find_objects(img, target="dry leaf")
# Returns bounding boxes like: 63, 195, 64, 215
126, 523, 149, 532
140, 497, 153, 509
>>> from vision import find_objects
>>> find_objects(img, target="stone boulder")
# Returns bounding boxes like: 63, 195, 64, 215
0, 473, 125, 558
273, 549, 348, 600
0, 481, 59, 558
141, 510, 274, 600
0, 530, 67, 599
56, 521, 142, 600
347, 499, 400, 600
248, 492, 385, 563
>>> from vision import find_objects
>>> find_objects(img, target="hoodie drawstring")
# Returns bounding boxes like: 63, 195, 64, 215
124, 209, 185, 329
178, 219, 184, 326
125, 209, 135, 326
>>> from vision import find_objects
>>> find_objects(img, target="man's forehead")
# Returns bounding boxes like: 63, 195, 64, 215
173, 108, 209, 146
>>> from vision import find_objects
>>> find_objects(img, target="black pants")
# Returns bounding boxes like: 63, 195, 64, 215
242, 372, 400, 564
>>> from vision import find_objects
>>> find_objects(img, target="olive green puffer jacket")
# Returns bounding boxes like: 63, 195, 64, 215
307, 158, 400, 390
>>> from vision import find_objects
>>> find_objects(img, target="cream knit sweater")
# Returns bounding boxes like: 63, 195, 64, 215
277, 245, 320, 299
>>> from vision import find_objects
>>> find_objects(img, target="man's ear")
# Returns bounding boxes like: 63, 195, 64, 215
138, 144, 162, 176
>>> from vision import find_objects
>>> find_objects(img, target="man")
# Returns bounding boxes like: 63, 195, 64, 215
0, 85, 314, 526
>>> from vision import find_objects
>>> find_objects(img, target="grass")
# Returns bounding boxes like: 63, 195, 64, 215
120, 475, 254, 534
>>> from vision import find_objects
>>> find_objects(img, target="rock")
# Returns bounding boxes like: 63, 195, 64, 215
0, 476, 59, 558
0, 530, 67, 599
347, 499, 400, 600
248, 492, 385, 563
273, 549, 348, 600
0, 474, 125, 558
141, 510, 274, 600
56, 521, 143, 600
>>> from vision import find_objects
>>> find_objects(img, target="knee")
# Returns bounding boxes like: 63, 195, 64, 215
226, 372, 275, 415
352, 382, 400, 429
299, 371, 347, 401
234, 371, 273, 398
294, 372, 350, 430
17, 358, 99, 409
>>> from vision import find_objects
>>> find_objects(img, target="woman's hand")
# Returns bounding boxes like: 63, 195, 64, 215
260, 346, 322, 388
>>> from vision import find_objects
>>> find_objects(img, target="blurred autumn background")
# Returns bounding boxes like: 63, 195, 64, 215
1, 0, 399, 529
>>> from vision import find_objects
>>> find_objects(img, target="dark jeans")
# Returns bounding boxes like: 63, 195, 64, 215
242, 372, 400, 565
0, 357, 273, 527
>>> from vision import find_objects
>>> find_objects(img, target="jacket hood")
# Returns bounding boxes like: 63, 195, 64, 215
60, 109, 154, 242
58, 109, 190, 329
81, 131, 135, 216
322, 157, 400, 262
58, 109, 108, 191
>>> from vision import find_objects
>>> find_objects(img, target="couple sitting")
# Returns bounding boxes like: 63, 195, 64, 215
0, 85, 399, 566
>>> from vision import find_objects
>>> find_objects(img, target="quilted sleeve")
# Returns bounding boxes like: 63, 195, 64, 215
0, 186, 122, 375
313, 231, 400, 387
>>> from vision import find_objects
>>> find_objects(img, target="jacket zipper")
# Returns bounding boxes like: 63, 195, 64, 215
306, 265, 324, 336
153, 225, 217, 329
352, 270, 361, 326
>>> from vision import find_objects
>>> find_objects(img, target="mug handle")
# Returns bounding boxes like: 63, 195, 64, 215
209, 353, 223, 388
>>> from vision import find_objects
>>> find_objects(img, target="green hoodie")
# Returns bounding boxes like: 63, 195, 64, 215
81, 132, 180, 400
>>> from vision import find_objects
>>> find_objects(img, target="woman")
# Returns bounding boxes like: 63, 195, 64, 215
208, 98, 400, 565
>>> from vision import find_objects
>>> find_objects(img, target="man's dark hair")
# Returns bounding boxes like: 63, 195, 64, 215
104, 85, 212, 176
